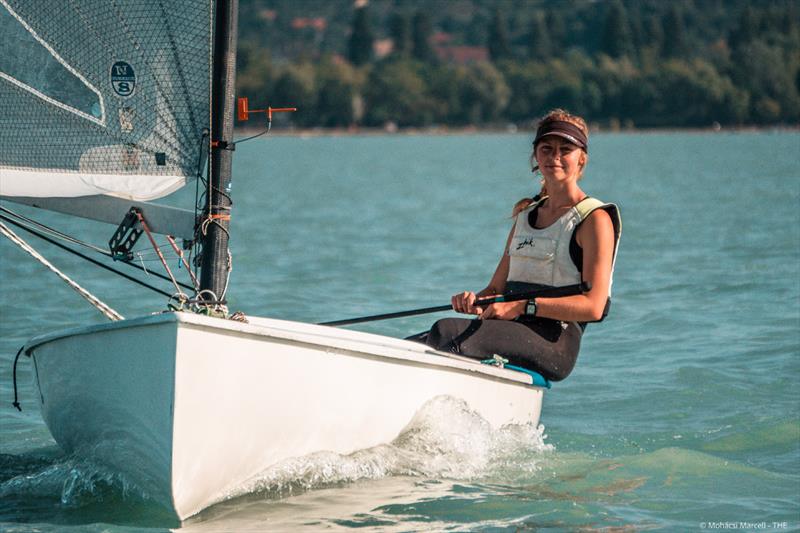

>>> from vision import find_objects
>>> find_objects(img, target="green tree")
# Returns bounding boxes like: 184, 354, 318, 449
501, 61, 549, 123
412, 10, 435, 62
236, 41, 274, 112
620, 75, 663, 127
654, 59, 749, 126
363, 60, 434, 126
642, 16, 664, 58
459, 62, 510, 123
627, 7, 645, 55
728, 6, 760, 50
588, 54, 637, 122
272, 63, 316, 126
780, 3, 799, 40
545, 10, 566, 54
796, 68, 800, 97
487, 8, 511, 62
231, 0, 798, 129
388, 12, 411, 58
348, 6, 373, 66
662, 5, 687, 58
601, 0, 633, 58
731, 41, 800, 123
425, 63, 463, 123
315, 58, 362, 127
528, 13, 551, 61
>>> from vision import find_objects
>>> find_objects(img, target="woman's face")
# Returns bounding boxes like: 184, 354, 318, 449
535, 137, 585, 183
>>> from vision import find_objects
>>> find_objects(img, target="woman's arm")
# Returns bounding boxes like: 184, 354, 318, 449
530, 208, 615, 322
479, 209, 615, 321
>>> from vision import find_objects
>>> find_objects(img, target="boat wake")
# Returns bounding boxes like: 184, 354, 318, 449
0, 451, 175, 526
0, 396, 551, 523
0, 454, 142, 503
225, 395, 553, 501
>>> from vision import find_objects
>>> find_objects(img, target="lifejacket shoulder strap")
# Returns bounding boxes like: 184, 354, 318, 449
574, 197, 622, 247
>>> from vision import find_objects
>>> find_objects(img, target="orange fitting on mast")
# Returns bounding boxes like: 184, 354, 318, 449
237, 97, 250, 122
237, 97, 297, 121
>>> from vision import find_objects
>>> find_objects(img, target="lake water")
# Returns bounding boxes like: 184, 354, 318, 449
1, 131, 799, 531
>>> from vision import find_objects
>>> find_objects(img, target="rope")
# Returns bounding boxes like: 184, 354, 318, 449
0, 213, 176, 297
0, 205, 107, 254
169, 289, 229, 318
166, 235, 200, 290
12, 346, 24, 411
134, 210, 186, 301
220, 249, 232, 300
0, 210, 194, 291
0, 221, 124, 321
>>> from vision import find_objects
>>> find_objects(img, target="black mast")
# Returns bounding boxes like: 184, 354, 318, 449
200, 0, 239, 301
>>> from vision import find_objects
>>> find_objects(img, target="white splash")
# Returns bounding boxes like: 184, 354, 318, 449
0, 456, 151, 507
1, 397, 552, 513
228, 395, 553, 501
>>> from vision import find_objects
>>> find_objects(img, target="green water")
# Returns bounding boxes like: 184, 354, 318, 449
1, 131, 799, 531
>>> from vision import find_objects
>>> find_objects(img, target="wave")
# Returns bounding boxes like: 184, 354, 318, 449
225, 395, 553, 501
0, 395, 552, 526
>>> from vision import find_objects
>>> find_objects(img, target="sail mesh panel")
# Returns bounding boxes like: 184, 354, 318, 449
0, 0, 212, 199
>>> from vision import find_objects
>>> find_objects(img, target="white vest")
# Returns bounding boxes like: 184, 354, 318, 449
507, 197, 621, 294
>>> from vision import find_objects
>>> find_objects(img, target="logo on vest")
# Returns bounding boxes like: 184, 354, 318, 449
516, 238, 535, 250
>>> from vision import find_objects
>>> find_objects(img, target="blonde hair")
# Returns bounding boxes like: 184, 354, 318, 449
513, 108, 590, 217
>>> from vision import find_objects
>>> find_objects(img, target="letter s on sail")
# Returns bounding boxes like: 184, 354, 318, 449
111, 61, 135, 97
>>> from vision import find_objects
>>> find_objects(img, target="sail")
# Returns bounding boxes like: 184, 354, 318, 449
0, 0, 212, 201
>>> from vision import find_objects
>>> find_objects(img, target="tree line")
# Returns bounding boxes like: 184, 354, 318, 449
236, 0, 800, 129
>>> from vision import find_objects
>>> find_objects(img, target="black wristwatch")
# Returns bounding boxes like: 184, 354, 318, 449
525, 298, 537, 317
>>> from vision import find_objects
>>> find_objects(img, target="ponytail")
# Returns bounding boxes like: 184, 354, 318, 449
512, 196, 536, 218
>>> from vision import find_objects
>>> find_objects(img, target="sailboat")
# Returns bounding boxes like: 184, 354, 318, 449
1, 0, 556, 520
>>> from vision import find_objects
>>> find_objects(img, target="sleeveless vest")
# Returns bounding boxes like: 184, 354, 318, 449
507, 197, 621, 295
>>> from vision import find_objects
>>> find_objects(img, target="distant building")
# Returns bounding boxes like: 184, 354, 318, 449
432, 31, 453, 46
435, 45, 489, 64
258, 9, 277, 22
373, 39, 394, 59
291, 17, 327, 31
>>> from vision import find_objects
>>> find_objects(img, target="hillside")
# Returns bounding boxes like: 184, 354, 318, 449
236, 0, 800, 128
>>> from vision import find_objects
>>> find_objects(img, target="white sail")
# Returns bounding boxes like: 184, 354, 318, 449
0, 0, 212, 201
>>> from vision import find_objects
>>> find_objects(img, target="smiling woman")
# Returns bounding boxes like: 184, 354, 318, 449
415, 109, 622, 381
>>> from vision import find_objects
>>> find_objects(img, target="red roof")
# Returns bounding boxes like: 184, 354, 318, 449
432, 31, 453, 45
434, 46, 489, 64
291, 17, 326, 31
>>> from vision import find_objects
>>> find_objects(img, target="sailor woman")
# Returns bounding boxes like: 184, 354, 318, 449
421, 109, 621, 381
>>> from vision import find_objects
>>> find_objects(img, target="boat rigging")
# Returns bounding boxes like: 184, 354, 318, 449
1, 0, 557, 520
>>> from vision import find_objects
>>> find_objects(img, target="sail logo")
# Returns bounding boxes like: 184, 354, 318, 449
111, 62, 136, 97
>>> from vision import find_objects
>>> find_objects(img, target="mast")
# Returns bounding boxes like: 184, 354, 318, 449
200, 0, 239, 301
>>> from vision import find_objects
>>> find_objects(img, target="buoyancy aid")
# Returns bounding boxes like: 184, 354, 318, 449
507, 196, 622, 295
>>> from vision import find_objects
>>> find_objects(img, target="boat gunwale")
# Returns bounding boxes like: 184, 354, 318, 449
22, 311, 539, 387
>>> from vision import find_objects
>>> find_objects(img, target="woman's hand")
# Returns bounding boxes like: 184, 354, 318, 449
451, 291, 480, 314
452, 291, 525, 320
479, 300, 526, 321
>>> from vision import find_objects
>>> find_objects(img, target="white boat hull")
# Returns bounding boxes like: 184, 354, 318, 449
26, 312, 545, 520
